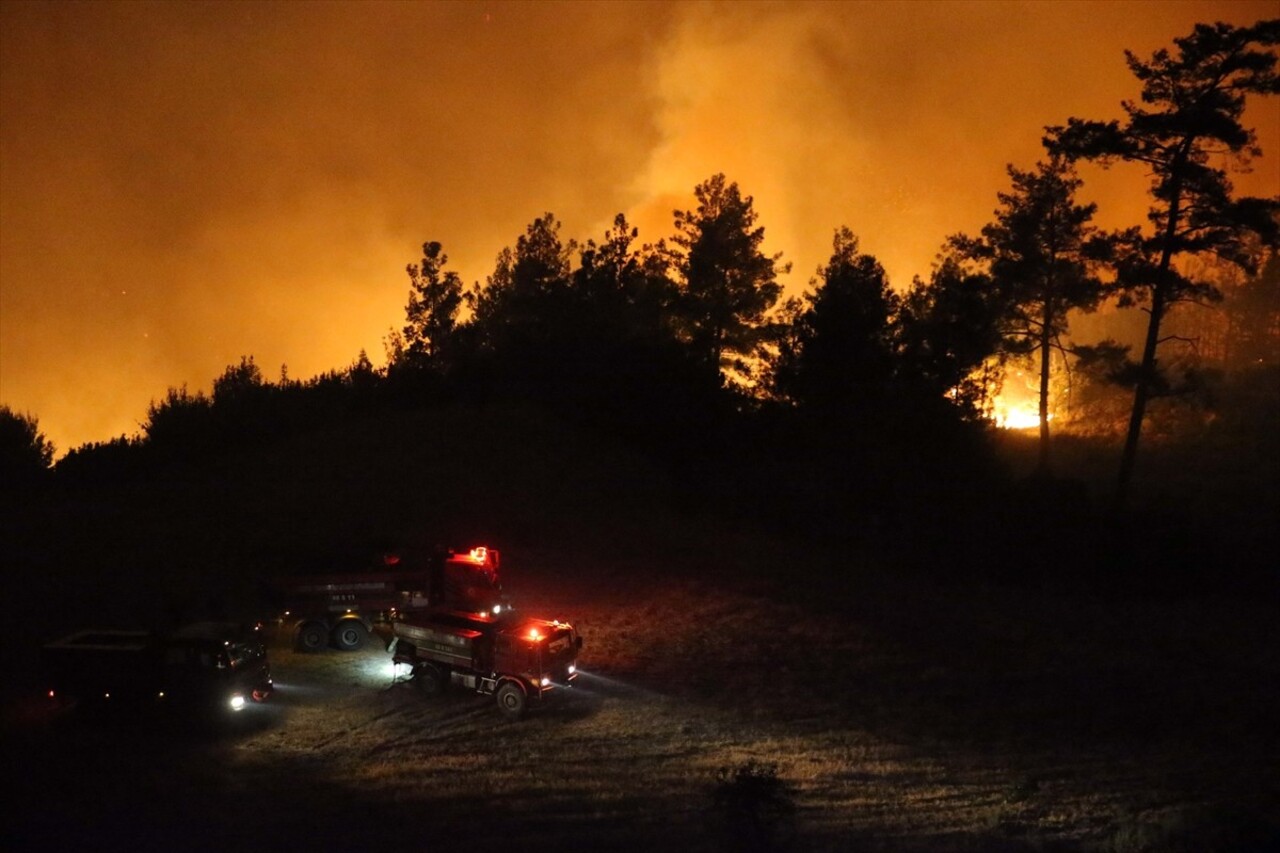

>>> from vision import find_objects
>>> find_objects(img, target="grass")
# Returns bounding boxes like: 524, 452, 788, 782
110, 541, 1254, 852
7, 539, 1278, 851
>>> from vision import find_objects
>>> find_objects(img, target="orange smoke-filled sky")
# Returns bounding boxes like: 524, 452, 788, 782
2, 0, 1277, 455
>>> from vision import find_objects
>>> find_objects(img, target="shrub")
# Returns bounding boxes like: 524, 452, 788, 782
710, 759, 797, 853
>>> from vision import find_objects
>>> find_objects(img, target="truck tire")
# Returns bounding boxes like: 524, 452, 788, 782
331, 620, 368, 652
295, 622, 329, 653
495, 680, 527, 720
413, 662, 447, 696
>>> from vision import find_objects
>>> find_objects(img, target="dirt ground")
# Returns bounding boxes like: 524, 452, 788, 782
5, 546, 1279, 852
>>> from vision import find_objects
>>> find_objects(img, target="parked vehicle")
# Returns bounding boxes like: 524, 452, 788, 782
382, 607, 582, 720
267, 546, 506, 653
269, 543, 581, 718
42, 621, 273, 717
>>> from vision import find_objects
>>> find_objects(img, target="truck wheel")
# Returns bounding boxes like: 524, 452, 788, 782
331, 620, 368, 652
495, 681, 527, 720
295, 622, 329, 653
413, 663, 446, 696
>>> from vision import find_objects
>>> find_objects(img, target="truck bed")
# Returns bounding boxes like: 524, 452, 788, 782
42, 629, 163, 705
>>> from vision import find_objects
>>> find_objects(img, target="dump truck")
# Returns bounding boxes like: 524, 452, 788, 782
381, 607, 582, 720
42, 621, 273, 717
268, 546, 507, 653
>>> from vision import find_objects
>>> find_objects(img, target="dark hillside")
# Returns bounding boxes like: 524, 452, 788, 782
3, 403, 678, 666
4, 396, 1279, 852
7, 385, 1277, 662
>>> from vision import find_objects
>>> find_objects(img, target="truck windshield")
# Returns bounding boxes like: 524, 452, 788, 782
546, 628, 574, 656
227, 642, 262, 669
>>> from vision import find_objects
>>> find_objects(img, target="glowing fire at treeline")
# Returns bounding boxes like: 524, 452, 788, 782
2, 6, 1276, 460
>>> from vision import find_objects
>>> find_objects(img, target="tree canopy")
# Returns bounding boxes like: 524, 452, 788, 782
670, 173, 789, 387
402, 241, 464, 366
0, 405, 55, 492
773, 227, 898, 416
951, 155, 1104, 473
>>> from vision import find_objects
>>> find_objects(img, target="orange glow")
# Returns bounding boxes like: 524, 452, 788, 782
528, 628, 542, 641
468, 547, 489, 563
2, 3, 1275, 453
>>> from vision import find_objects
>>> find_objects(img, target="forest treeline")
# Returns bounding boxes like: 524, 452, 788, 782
3, 20, 1279, 591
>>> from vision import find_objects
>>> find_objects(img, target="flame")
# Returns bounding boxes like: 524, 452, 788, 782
996, 405, 1045, 430
990, 364, 1050, 431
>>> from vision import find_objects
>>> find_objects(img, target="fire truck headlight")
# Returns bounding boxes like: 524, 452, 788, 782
492, 604, 502, 615
540, 676, 551, 688
229, 694, 246, 712
567, 663, 576, 675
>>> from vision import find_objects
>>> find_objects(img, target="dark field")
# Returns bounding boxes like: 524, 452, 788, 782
5, 540, 1279, 853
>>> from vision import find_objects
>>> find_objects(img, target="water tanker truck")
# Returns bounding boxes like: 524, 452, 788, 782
268, 546, 507, 653
381, 607, 582, 720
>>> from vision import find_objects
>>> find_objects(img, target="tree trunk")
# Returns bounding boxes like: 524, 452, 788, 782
1037, 297, 1053, 475
1116, 158, 1185, 508
1117, 282, 1166, 507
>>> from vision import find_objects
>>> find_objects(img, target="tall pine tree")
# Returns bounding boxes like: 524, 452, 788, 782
952, 156, 1103, 473
1046, 19, 1280, 504
670, 174, 788, 387
402, 241, 464, 366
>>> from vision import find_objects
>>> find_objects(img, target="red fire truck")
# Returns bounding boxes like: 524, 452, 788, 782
269, 546, 506, 653
383, 607, 582, 720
